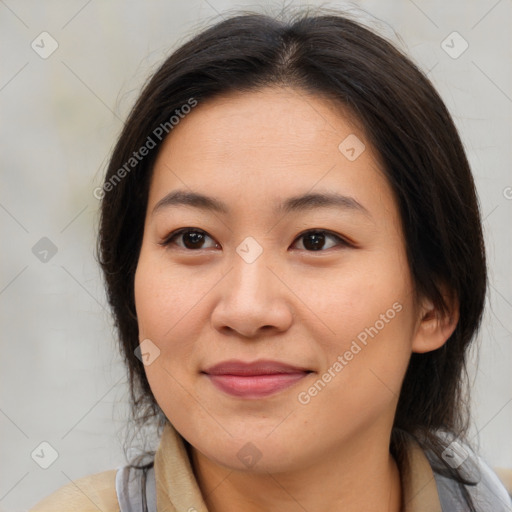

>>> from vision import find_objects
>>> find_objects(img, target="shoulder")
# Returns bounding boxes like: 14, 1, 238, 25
29, 469, 119, 512
435, 457, 512, 511
423, 437, 512, 511
462, 456, 512, 511
495, 468, 512, 496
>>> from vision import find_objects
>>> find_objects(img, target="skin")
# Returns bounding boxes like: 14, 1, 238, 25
134, 86, 458, 512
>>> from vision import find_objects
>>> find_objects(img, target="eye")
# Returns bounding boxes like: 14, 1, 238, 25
160, 228, 219, 250
291, 230, 351, 251
160, 228, 351, 252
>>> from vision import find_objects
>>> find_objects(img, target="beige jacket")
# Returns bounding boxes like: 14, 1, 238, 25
28, 423, 450, 512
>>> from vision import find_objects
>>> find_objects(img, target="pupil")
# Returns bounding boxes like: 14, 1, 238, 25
184, 231, 204, 249
305, 232, 324, 251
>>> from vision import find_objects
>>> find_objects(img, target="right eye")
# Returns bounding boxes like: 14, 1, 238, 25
160, 228, 220, 250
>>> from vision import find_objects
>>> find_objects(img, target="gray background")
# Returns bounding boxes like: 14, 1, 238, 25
1, 1, 511, 510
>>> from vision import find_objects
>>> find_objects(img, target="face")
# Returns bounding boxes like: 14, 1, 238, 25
134, 86, 425, 474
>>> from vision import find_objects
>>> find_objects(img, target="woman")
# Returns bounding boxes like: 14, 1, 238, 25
30, 8, 511, 512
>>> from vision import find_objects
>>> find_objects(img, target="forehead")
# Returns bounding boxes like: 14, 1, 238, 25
156, 86, 367, 163
147, 86, 395, 222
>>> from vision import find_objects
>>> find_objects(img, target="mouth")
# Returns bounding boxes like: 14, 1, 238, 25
202, 359, 313, 399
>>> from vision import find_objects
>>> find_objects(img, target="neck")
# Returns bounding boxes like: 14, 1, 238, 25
189, 434, 402, 512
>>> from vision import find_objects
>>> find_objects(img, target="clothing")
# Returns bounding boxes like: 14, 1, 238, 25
29, 422, 512, 511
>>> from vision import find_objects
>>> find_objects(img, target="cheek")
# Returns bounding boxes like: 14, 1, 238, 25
134, 245, 214, 385
134, 252, 206, 430
301, 252, 415, 399
300, 250, 413, 343
134, 246, 209, 341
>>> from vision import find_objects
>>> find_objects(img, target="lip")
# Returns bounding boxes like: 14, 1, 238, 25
202, 359, 312, 399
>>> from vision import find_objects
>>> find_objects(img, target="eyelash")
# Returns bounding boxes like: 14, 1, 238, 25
159, 228, 353, 252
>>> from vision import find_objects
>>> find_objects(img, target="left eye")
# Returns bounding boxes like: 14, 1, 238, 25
292, 230, 350, 251
160, 228, 349, 251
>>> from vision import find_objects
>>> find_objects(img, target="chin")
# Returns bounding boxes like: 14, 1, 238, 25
187, 429, 300, 474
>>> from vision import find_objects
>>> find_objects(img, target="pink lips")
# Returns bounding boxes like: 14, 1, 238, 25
202, 359, 311, 398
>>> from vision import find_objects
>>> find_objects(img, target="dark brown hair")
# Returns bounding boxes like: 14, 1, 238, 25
97, 7, 486, 509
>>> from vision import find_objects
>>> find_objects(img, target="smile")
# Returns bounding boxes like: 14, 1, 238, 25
202, 359, 313, 399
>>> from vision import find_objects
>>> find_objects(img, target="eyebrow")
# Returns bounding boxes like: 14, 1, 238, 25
152, 189, 371, 217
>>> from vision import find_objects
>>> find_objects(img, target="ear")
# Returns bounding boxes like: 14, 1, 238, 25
411, 286, 459, 354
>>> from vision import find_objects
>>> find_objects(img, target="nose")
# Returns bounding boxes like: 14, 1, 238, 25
210, 251, 294, 339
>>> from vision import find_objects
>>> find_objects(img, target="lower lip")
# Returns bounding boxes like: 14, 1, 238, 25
205, 372, 309, 398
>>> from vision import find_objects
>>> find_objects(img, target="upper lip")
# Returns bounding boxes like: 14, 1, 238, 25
203, 359, 312, 376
